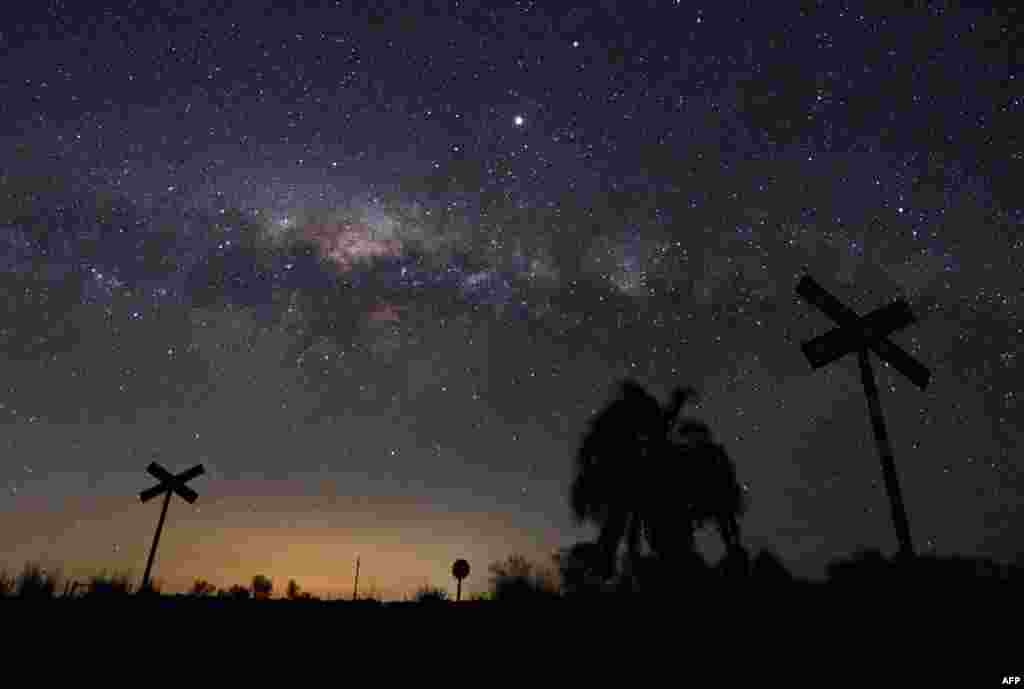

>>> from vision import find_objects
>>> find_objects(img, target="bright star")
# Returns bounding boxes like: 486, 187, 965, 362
514, 115, 525, 127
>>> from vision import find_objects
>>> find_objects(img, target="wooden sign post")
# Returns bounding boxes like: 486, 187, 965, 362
139, 461, 205, 592
795, 274, 931, 559
353, 554, 360, 601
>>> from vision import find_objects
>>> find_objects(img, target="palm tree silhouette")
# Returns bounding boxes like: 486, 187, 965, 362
570, 379, 747, 590
666, 414, 747, 554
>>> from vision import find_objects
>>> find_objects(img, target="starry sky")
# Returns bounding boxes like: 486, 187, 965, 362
1, 1, 1020, 600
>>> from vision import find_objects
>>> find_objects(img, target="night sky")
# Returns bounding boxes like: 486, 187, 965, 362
1, 1, 1020, 600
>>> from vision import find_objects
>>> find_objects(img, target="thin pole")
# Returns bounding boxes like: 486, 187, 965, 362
141, 490, 172, 592
456, 578, 462, 602
857, 348, 915, 558
353, 555, 360, 601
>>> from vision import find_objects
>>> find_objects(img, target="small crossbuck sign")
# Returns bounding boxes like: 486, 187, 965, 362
140, 461, 204, 504
138, 461, 205, 592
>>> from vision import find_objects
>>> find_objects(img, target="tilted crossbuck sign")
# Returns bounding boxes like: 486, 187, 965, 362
797, 277, 930, 390
139, 461, 205, 592
795, 274, 931, 558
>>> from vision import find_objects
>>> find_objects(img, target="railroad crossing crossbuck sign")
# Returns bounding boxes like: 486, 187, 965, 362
139, 461, 205, 592
795, 274, 931, 558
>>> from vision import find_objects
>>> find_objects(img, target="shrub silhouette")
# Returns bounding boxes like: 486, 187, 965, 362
87, 570, 134, 598
570, 379, 747, 592
413, 585, 450, 604
191, 579, 216, 597
60, 579, 80, 598
488, 554, 559, 602
220, 584, 251, 600
283, 579, 317, 600
0, 569, 14, 597
824, 549, 1013, 601
252, 574, 273, 600
15, 562, 60, 600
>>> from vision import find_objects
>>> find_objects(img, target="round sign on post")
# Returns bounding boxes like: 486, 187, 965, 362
452, 559, 470, 602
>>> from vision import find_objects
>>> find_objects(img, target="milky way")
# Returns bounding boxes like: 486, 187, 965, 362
0, 2, 1020, 599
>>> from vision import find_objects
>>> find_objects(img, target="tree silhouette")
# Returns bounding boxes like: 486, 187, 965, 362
487, 554, 559, 602
14, 562, 60, 600
286, 579, 302, 600
571, 380, 665, 584
570, 379, 747, 591
191, 579, 216, 597
222, 584, 251, 600
252, 574, 273, 600
663, 413, 748, 556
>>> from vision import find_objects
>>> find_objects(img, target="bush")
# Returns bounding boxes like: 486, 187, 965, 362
87, 570, 135, 597
488, 555, 560, 602
0, 569, 14, 597
413, 585, 450, 604
191, 579, 216, 597
15, 562, 60, 599
252, 574, 273, 600
219, 584, 251, 600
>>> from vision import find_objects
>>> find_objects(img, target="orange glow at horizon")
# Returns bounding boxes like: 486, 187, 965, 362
0, 490, 576, 601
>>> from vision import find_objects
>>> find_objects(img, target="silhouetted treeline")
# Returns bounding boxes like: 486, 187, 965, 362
2, 547, 1021, 606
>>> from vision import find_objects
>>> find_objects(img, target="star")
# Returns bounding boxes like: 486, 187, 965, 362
0, 1, 1015, 602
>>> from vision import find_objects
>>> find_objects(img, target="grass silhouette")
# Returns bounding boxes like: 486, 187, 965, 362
412, 584, 450, 604
0, 548, 1020, 617
85, 569, 135, 598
